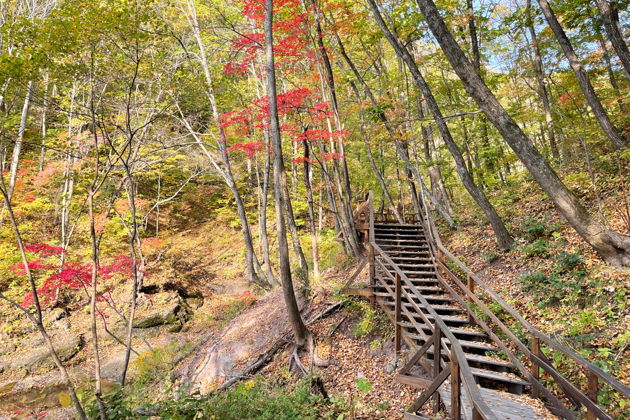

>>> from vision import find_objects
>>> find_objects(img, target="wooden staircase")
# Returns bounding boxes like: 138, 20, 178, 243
347, 192, 630, 420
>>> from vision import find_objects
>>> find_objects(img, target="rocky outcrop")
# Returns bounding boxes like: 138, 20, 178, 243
133, 291, 192, 331
7, 333, 83, 372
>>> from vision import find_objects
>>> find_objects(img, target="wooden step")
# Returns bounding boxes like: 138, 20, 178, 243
470, 368, 529, 387
399, 321, 487, 341
374, 223, 422, 229
406, 339, 514, 370
376, 238, 426, 243
375, 232, 423, 238
408, 334, 498, 352
400, 311, 469, 326
402, 285, 443, 294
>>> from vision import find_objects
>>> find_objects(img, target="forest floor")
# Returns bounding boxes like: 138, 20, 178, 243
0, 215, 420, 419
0, 170, 628, 419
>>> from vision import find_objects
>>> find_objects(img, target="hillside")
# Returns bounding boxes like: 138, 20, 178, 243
1, 0, 629, 418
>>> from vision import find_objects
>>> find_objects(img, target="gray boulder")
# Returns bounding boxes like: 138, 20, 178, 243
10, 333, 83, 372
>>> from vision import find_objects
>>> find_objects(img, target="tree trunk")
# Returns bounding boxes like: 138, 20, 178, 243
414, 0, 630, 266
333, 30, 456, 228
536, 0, 627, 149
368, 0, 514, 250
593, 0, 630, 86
260, 130, 278, 286
357, 104, 403, 223
526, 0, 560, 161
265, 0, 309, 345
419, 102, 453, 215
303, 140, 320, 279
595, 29, 626, 113
186, 0, 269, 287
38, 76, 49, 172
8, 81, 33, 199
310, 0, 362, 258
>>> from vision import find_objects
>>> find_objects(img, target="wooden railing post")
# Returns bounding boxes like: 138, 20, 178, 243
531, 335, 540, 399
368, 243, 375, 308
395, 272, 402, 354
586, 371, 599, 420
451, 351, 461, 420
433, 325, 442, 413
467, 274, 475, 324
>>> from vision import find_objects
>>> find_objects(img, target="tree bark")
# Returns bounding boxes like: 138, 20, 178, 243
368, 0, 514, 250
310, 0, 362, 258
526, 0, 560, 161
185, 0, 269, 287
333, 29, 456, 228
357, 104, 403, 223
265, 0, 309, 345
414, 0, 630, 266
536, 0, 627, 149
593, 0, 630, 86
303, 140, 320, 279
8, 81, 33, 199
594, 28, 626, 113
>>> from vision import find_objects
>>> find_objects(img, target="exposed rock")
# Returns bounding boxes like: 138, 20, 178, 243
9, 333, 83, 371
133, 291, 191, 329
0, 333, 15, 355
384, 359, 397, 375
100, 351, 138, 381
53, 319, 71, 331
185, 296, 204, 309
45, 308, 68, 323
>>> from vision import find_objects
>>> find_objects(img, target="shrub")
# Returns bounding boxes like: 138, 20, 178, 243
523, 238, 551, 257
89, 376, 343, 420
556, 252, 584, 272
518, 271, 581, 307
522, 217, 546, 240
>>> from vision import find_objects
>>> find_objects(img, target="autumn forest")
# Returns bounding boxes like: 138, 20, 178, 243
0, 0, 628, 418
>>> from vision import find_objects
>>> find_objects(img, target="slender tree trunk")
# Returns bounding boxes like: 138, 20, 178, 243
368, 0, 514, 250
357, 104, 403, 223
595, 30, 626, 113
38, 75, 49, 172
526, 0, 560, 161
281, 164, 310, 286
260, 130, 277, 285
303, 140, 320, 279
185, 0, 269, 286
310, 0, 362, 257
536, 0, 627, 149
265, 0, 309, 346
120, 175, 145, 386
88, 190, 106, 420
0, 175, 86, 420
333, 30, 456, 228
419, 102, 453, 215
8, 81, 33, 199
414, 0, 630, 266
593, 0, 630, 86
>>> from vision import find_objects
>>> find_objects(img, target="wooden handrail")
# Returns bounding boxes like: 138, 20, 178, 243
409, 189, 630, 418
371, 240, 498, 420
437, 244, 630, 400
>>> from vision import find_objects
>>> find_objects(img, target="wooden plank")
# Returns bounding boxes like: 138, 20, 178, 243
341, 287, 373, 297
396, 373, 432, 389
